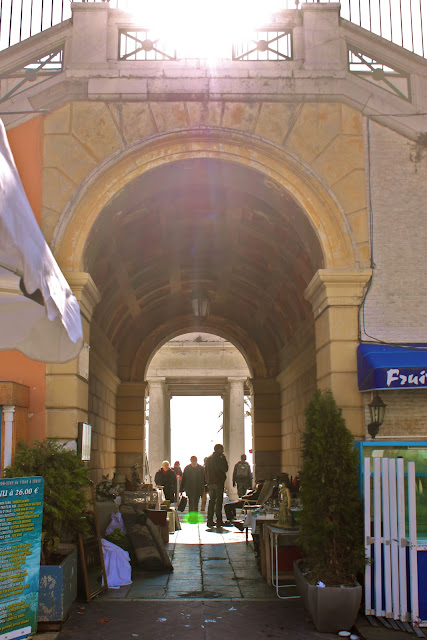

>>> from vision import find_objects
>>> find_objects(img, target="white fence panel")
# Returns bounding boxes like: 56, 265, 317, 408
364, 457, 419, 625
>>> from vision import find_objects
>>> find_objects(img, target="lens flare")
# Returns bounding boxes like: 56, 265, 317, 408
184, 511, 205, 524
126, 0, 284, 60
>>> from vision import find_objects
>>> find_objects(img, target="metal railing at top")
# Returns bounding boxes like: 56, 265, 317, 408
0, 0, 425, 58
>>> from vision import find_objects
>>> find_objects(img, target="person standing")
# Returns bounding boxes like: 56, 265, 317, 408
173, 461, 183, 480
154, 461, 177, 503
232, 454, 252, 498
173, 460, 183, 496
180, 456, 205, 522
205, 444, 228, 528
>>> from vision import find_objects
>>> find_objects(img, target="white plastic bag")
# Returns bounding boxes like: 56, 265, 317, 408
105, 511, 126, 536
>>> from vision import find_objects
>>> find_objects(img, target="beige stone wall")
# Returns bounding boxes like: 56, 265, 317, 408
278, 324, 317, 477
116, 382, 146, 479
88, 341, 119, 484
252, 378, 282, 481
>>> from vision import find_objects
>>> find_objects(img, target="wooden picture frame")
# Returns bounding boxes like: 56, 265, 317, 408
78, 483, 108, 601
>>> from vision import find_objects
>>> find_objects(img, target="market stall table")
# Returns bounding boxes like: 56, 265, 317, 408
244, 511, 279, 580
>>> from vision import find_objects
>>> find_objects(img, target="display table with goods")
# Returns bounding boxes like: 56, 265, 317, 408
243, 509, 279, 579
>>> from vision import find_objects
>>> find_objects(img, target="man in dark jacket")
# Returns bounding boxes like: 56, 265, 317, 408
154, 460, 177, 503
180, 456, 205, 522
205, 444, 228, 528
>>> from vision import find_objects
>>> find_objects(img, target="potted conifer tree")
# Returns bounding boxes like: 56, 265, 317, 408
294, 389, 366, 633
4, 440, 90, 624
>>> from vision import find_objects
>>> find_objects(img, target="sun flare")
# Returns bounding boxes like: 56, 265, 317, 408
125, 0, 284, 60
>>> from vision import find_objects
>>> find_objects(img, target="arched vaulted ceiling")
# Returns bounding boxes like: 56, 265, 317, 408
84, 158, 324, 379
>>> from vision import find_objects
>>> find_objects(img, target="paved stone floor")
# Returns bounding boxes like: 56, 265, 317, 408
102, 517, 292, 601
48, 513, 419, 640
56, 515, 335, 638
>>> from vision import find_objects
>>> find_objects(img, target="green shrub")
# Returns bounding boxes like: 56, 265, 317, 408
299, 389, 366, 586
4, 439, 90, 564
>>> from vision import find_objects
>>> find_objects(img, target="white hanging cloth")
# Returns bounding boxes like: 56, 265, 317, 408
0, 118, 83, 362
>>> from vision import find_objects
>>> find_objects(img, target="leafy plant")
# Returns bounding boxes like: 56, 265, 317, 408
298, 389, 366, 586
95, 475, 120, 502
4, 440, 90, 564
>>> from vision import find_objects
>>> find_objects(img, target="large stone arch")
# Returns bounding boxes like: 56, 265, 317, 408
47, 125, 369, 483
52, 127, 359, 272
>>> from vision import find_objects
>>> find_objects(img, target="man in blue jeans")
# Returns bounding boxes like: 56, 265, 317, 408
205, 444, 228, 528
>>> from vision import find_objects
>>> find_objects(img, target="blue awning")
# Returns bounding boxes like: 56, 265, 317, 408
357, 344, 427, 391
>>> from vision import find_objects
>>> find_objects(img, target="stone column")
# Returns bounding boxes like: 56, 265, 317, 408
2, 405, 15, 468
116, 381, 147, 479
147, 377, 169, 481
304, 269, 372, 437
46, 272, 101, 444
227, 377, 246, 499
222, 389, 230, 495
165, 391, 171, 464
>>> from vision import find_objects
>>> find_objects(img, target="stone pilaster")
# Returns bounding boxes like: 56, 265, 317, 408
301, 2, 344, 71
116, 381, 147, 478
304, 269, 372, 436
226, 377, 246, 499
251, 378, 281, 482
45, 272, 101, 441
69, 2, 109, 70
147, 377, 169, 481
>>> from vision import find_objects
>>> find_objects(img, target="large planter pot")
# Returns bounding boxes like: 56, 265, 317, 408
293, 560, 362, 633
38, 548, 78, 624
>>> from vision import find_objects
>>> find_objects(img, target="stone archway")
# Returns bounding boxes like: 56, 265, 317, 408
145, 332, 252, 499
52, 128, 358, 271
47, 126, 370, 483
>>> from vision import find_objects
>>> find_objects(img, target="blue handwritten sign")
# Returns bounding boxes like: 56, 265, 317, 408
0, 477, 44, 640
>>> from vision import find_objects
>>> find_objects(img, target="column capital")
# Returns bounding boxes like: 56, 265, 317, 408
227, 377, 247, 384
147, 377, 166, 387
2, 405, 16, 417
304, 269, 372, 317
65, 272, 101, 322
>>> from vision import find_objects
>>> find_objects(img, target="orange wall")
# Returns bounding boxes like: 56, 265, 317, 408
0, 117, 46, 442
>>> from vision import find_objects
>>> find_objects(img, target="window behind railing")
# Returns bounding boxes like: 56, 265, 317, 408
0, 0, 425, 58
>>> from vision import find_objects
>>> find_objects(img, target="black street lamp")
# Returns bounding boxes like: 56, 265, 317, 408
367, 392, 387, 439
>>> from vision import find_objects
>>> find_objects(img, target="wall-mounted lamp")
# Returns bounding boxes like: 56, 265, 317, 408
367, 392, 387, 439
191, 289, 210, 319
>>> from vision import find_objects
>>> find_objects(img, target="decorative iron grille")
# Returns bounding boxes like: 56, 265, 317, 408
0, 0, 425, 59
119, 29, 176, 61
0, 45, 64, 102
233, 30, 292, 62
348, 46, 411, 102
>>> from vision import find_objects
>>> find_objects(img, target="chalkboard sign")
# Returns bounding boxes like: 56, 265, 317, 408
78, 485, 107, 601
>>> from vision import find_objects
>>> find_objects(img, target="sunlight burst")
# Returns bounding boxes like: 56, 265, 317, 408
126, 0, 284, 60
